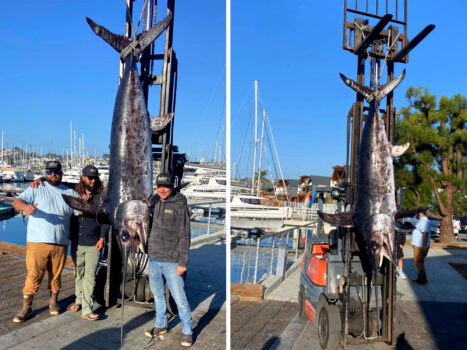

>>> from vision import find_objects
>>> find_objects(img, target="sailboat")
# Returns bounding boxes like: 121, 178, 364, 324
230, 81, 291, 221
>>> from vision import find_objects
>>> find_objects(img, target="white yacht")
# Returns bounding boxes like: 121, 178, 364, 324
0, 167, 25, 182
62, 168, 81, 184
182, 164, 226, 186
230, 194, 293, 220
182, 177, 227, 199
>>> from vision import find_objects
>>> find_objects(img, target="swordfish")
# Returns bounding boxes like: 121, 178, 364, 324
319, 70, 409, 269
62, 13, 173, 254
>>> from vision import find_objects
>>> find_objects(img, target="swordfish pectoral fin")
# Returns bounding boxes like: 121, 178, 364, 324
339, 73, 374, 100
137, 12, 173, 51
395, 221, 415, 232
318, 211, 354, 227
85, 17, 131, 53
392, 142, 410, 157
62, 194, 105, 215
150, 113, 174, 132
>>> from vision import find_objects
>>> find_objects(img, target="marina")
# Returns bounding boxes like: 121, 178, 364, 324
0, 0, 466, 348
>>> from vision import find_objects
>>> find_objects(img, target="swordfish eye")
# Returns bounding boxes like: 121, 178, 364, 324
370, 241, 380, 251
120, 231, 131, 242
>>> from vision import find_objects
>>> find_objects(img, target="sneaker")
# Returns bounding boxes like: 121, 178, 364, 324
181, 333, 193, 347
398, 270, 407, 279
145, 327, 167, 339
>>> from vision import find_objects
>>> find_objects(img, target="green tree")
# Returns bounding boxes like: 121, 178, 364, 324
395, 88, 466, 242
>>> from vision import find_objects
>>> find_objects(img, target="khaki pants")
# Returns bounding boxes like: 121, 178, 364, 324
74, 245, 100, 315
413, 245, 429, 276
23, 242, 67, 295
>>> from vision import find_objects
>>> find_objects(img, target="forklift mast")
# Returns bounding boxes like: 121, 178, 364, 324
121, 0, 183, 176
340, 0, 434, 345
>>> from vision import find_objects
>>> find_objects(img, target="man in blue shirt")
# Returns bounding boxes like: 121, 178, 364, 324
411, 211, 431, 285
12, 161, 77, 322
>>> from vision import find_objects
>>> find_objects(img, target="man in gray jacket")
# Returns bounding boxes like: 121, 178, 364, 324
145, 172, 192, 347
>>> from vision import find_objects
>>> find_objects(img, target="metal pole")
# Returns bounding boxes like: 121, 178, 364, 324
207, 203, 212, 234
256, 109, 266, 195
104, 227, 113, 307
253, 237, 260, 284
270, 236, 275, 275
251, 80, 258, 195
295, 229, 299, 260
240, 251, 246, 284
246, 249, 252, 283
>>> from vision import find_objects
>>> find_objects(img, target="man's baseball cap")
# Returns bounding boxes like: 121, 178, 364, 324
45, 160, 62, 171
156, 172, 173, 186
82, 165, 99, 177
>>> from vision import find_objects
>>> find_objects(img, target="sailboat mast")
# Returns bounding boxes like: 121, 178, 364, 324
256, 109, 266, 195
251, 80, 258, 195
70, 121, 73, 168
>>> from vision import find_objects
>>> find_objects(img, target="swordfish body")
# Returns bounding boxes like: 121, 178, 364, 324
319, 70, 409, 268
62, 13, 173, 253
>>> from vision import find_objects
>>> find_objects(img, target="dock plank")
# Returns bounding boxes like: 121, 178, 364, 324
231, 300, 298, 350
0, 254, 76, 336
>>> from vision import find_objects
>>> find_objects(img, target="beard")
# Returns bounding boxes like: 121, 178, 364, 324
46, 177, 61, 186
84, 182, 96, 193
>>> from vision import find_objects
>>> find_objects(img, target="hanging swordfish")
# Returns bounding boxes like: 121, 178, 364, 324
62, 13, 173, 254
319, 70, 410, 269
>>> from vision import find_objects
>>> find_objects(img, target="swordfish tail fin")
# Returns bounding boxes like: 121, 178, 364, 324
339, 73, 374, 100
86, 11, 172, 56
374, 69, 406, 101
85, 17, 131, 53
137, 12, 173, 52
340, 69, 406, 103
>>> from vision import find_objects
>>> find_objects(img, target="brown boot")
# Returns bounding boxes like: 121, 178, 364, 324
13, 294, 33, 323
49, 291, 60, 315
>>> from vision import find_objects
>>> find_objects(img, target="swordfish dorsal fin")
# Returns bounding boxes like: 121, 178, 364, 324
85, 11, 172, 56
149, 112, 174, 132
392, 142, 410, 157
318, 211, 354, 227
339, 69, 406, 103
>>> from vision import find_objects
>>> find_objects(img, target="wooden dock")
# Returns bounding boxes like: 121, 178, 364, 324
231, 297, 297, 350
0, 253, 76, 337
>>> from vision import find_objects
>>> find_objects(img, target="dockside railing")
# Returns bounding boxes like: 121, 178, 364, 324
188, 200, 225, 235
231, 222, 315, 284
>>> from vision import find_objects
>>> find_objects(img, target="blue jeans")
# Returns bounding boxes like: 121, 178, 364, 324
148, 259, 192, 335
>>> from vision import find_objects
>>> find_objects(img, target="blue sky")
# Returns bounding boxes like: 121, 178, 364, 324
0, 1, 225, 162
1, 1, 465, 179
231, 0, 467, 179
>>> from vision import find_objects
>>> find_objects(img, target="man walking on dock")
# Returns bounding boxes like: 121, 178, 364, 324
411, 211, 431, 285
12, 161, 77, 322
144, 172, 193, 347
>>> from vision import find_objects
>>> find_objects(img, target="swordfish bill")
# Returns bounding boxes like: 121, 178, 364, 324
319, 69, 409, 268
62, 13, 173, 254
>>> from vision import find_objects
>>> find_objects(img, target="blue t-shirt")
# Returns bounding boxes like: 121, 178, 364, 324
19, 182, 78, 245
411, 216, 431, 248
